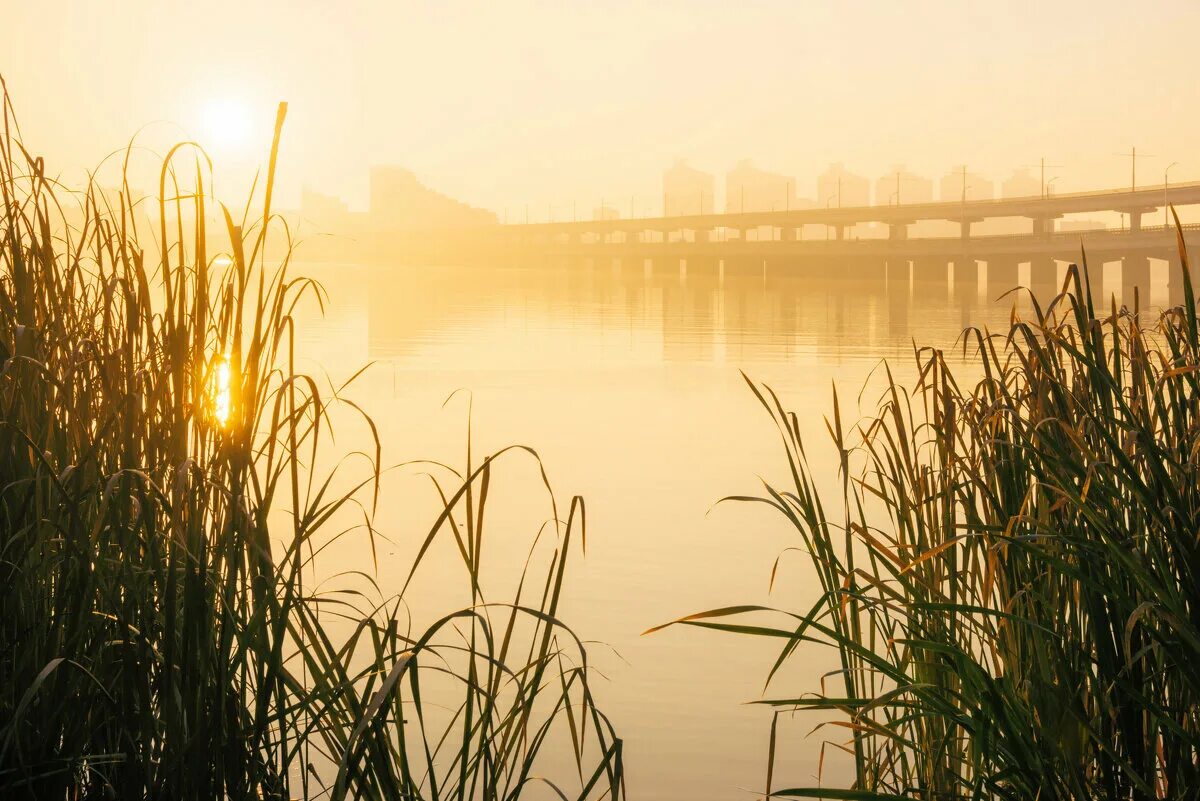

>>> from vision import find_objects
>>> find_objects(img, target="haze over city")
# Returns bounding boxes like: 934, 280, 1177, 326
6, 0, 1200, 216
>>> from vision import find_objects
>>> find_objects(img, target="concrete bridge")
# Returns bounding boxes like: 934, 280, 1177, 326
506, 181, 1200, 241
492, 182, 1200, 301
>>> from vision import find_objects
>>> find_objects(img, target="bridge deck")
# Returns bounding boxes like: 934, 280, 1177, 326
508, 182, 1200, 234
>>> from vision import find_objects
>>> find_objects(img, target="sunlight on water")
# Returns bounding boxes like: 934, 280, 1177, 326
210, 356, 232, 426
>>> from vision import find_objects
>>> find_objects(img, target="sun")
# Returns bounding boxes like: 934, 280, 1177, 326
200, 96, 254, 154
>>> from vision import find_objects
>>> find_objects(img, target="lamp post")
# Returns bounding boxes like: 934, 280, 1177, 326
1115, 147, 1154, 193
1165, 162, 1179, 228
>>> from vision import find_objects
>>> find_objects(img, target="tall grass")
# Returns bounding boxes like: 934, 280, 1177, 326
0, 77, 621, 800
662, 245, 1200, 799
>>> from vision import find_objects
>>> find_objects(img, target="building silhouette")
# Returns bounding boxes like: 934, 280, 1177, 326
814, 164, 870, 238
875, 167, 933, 206
938, 167, 993, 202
663, 160, 715, 216
369, 166, 496, 228
725, 160, 797, 213
1001, 168, 1042, 199
300, 187, 349, 227
817, 163, 870, 209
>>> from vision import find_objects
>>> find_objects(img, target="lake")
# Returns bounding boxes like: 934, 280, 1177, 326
287, 256, 1131, 800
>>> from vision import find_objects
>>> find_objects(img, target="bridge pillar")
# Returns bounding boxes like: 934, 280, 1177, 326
1030, 216, 1060, 237
779, 227, 797, 242
1029, 258, 1059, 300
1167, 252, 1197, 305
986, 258, 1021, 299
1129, 211, 1143, 234
1121, 255, 1152, 303
887, 258, 911, 290
889, 222, 910, 241
696, 228, 712, 243
911, 258, 945, 284
951, 259, 979, 298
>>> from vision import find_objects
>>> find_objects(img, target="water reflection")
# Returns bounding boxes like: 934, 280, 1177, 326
362, 255, 1041, 370
293, 256, 1166, 801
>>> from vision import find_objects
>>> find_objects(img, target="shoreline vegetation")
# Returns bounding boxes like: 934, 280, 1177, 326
3, 74, 1200, 801
659, 254, 1200, 797
0, 81, 622, 799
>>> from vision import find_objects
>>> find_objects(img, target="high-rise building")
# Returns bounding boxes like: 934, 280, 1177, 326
938, 167, 994, 202
725, 160, 796, 213
816, 163, 869, 208
1001, 168, 1042, 199
663, 160, 715, 216
875, 167, 933, 206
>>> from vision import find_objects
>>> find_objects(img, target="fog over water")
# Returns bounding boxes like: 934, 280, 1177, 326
289, 257, 1143, 799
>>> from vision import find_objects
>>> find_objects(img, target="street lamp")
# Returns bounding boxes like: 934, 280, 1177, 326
1165, 162, 1179, 228
1045, 177, 1059, 197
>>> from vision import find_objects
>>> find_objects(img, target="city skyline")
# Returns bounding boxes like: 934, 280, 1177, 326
297, 155, 1172, 232
5, 0, 1199, 216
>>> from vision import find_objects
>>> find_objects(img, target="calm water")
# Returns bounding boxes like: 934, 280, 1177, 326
287, 257, 1145, 800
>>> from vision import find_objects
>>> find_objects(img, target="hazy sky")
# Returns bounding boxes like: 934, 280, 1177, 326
6, 0, 1199, 216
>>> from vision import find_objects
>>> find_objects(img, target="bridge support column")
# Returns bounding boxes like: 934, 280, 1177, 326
779, 227, 797, 242
696, 229, 712, 243
911, 258, 945, 285
887, 258, 911, 290
1029, 258, 1059, 300
1030, 216, 1060, 237
1121, 255, 1152, 303
626, 230, 640, 245
951, 259, 979, 299
986, 258, 1020, 299
888, 271, 910, 335
1167, 252, 1197, 305
889, 222, 910, 241
1129, 211, 1143, 234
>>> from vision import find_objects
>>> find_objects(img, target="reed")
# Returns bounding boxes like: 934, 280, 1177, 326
0, 78, 621, 800
662, 248, 1200, 799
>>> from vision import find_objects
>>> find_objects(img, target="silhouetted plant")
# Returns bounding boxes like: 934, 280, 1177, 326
660, 240, 1200, 800
0, 77, 621, 801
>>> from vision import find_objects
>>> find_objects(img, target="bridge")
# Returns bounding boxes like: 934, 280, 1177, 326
489, 182, 1200, 301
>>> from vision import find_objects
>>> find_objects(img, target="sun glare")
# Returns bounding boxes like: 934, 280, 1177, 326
209, 357, 232, 426
200, 96, 253, 154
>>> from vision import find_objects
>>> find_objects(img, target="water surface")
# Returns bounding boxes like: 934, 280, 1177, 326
289, 257, 1127, 799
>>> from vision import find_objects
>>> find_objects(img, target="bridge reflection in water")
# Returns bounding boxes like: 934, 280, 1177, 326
361, 247, 1185, 376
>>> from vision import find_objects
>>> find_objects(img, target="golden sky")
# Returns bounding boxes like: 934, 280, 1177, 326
6, 0, 1199, 215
